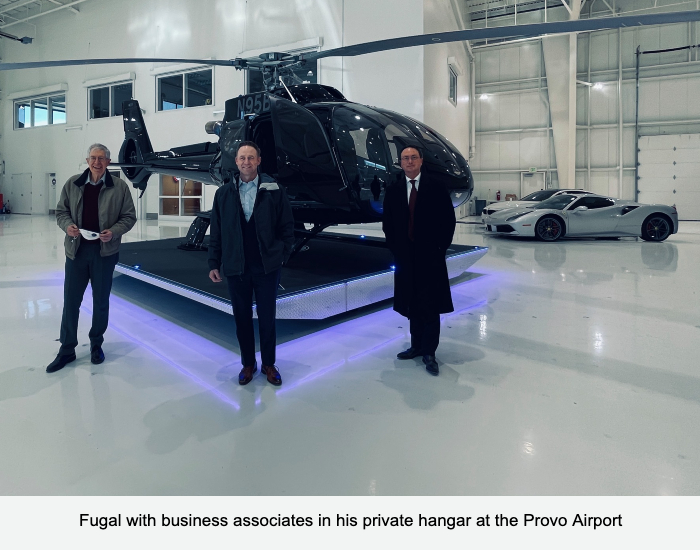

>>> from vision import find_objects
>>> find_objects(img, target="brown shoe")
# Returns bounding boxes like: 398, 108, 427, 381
238, 364, 257, 385
261, 365, 282, 386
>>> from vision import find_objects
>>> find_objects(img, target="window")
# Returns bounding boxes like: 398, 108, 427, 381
159, 175, 203, 216
569, 196, 615, 210
448, 66, 458, 106
157, 69, 212, 111
14, 93, 66, 129
247, 60, 318, 93
88, 81, 132, 119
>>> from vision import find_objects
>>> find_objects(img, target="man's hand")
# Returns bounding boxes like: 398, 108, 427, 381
209, 269, 222, 283
99, 229, 113, 242
66, 224, 80, 237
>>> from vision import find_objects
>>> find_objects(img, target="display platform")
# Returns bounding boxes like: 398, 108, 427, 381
115, 234, 488, 319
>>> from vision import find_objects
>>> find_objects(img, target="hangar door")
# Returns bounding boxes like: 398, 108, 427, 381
638, 134, 700, 220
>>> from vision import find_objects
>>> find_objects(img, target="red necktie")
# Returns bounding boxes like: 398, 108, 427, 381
408, 179, 417, 241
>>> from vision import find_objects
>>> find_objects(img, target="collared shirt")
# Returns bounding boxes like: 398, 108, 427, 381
239, 175, 259, 222
88, 171, 107, 186
405, 172, 421, 203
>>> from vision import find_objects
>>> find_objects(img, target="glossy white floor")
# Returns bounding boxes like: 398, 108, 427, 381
0, 213, 698, 496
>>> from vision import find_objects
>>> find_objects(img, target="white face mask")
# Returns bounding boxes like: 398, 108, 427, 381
79, 229, 100, 240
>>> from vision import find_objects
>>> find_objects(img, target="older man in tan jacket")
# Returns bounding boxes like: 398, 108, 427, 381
47, 143, 136, 373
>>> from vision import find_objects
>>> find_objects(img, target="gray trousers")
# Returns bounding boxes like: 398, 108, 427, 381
59, 241, 119, 356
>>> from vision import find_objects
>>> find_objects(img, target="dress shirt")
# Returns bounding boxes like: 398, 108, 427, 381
239, 175, 259, 222
88, 171, 107, 186
406, 172, 421, 203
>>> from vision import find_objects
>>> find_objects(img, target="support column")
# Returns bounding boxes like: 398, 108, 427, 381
542, 0, 581, 188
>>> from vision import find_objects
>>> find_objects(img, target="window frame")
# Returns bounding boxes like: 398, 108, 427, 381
448, 65, 458, 106
156, 68, 214, 112
87, 80, 134, 120
158, 174, 205, 218
13, 92, 67, 130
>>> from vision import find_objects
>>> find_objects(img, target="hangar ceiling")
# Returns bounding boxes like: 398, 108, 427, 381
465, 0, 571, 21
464, 0, 699, 22
0, 0, 88, 30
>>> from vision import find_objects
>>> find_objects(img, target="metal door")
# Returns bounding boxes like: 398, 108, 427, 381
32, 173, 49, 215
520, 171, 545, 199
9, 173, 33, 214
269, 96, 350, 210
638, 134, 700, 220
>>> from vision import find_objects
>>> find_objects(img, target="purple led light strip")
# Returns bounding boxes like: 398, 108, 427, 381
80, 302, 241, 410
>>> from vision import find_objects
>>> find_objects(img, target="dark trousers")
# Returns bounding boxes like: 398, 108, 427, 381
409, 305, 440, 356
227, 268, 281, 367
406, 243, 440, 356
59, 241, 119, 356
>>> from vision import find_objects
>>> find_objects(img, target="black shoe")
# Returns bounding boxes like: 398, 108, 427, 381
397, 347, 421, 360
261, 365, 282, 386
46, 353, 76, 373
91, 346, 105, 365
423, 355, 439, 376
238, 364, 257, 386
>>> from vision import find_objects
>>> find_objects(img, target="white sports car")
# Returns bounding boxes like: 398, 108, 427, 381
481, 188, 592, 223
482, 193, 679, 242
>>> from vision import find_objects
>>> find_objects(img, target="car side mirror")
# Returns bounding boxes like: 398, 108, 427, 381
574, 206, 588, 212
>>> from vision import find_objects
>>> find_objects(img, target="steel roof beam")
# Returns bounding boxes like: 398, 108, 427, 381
0, 0, 40, 16
46, 0, 79, 14
0, 0, 88, 28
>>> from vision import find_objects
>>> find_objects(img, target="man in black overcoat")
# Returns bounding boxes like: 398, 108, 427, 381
382, 146, 456, 375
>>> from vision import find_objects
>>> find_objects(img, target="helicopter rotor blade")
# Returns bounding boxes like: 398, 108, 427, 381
1, 10, 698, 72
303, 9, 700, 62
0, 57, 240, 71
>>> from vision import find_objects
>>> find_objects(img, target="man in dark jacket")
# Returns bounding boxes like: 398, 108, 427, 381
382, 145, 456, 375
208, 141, 295, 386
47, 143, 136, 373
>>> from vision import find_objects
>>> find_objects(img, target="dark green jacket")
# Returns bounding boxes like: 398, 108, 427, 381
56, 168, 136, 259
208, 173, 295, 276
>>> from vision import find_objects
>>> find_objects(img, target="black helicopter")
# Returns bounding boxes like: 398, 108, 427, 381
118, 80, 472, 229
2, 9, 699, 247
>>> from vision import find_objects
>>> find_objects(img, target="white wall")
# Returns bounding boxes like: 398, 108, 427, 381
341, 0, 424, 120
469, 3, 700, 203
423, 0, 471, 158
1, 0, 466, 217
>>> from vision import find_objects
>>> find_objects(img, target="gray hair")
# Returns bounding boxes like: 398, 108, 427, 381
87, 143, 111, 159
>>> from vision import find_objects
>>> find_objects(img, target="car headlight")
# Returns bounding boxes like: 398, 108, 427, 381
505, 212, 530, 222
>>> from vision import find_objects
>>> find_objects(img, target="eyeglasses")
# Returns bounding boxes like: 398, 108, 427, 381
88, 156, 107, 162
401, 155, 420, 161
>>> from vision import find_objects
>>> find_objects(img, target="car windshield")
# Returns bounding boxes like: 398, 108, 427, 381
533, 194, 578, 210
521, 189, 559, 201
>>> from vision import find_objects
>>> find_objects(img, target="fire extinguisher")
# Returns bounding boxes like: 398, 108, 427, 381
496, 190, 501, 201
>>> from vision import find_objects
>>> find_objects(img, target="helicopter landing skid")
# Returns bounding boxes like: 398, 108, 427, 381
177, 211, 211, 252
290, 223, 332, 260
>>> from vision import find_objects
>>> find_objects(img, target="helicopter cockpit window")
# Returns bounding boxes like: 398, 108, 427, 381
220, 119, 247, 173
273, 101, 335, 170
384, 123, 413, 167
377, 109, 467, 178
332, 106, 401, 210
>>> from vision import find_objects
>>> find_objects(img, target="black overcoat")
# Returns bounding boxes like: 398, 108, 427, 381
382, 171, 456, 317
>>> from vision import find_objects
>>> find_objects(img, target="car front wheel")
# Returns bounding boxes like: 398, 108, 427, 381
535, 215, 564, 242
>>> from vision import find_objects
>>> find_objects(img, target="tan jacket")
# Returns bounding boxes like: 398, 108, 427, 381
56, 168, 136, 259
